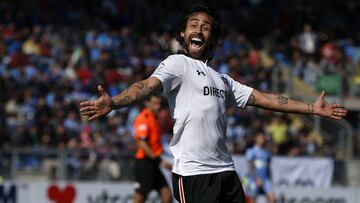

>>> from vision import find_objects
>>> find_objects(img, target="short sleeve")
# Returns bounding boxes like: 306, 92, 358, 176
222, 74, 253, 108
151, 55, 185, 94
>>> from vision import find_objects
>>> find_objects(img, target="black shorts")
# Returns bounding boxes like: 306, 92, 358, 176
172, 171, 245, 203
134, 158, 169, 196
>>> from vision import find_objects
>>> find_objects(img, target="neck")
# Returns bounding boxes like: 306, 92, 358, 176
177, 49, 210, 63
145, 107, 154, 114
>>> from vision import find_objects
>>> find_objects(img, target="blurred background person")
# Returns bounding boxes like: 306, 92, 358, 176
244, 130, 275, 203
133, 94, 172, 203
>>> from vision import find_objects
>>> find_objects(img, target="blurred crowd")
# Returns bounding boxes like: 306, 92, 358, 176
0, 0, 359, 179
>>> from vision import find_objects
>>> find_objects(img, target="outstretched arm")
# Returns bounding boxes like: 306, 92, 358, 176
246, 89, 347, 120
80, 77, 162, 120
111, 77, 162, 109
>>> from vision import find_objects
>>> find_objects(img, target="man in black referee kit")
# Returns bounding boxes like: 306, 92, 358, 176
80, 3, 347, 203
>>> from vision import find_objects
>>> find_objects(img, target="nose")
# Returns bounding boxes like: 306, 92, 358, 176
194, 25, 201, 33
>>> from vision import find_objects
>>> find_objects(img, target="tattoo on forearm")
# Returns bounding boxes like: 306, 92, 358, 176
134, 81, 145, 89
307, 104, 315, 112
247, 94, 256, 105
111, 81, 157, 108
276, 94, 288, 105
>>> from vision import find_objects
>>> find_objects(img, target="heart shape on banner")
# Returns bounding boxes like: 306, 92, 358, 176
47, 184, 76, 203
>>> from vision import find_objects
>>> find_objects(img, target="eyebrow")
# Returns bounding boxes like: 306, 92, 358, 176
188, 18, 211, 25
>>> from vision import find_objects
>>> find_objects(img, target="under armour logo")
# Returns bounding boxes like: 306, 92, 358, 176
196, 70, 205, 76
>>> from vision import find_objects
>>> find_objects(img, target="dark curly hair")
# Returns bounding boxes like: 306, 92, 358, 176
176, 3, 221, 53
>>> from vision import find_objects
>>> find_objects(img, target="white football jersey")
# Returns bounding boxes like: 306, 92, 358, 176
151, 54, 253, 176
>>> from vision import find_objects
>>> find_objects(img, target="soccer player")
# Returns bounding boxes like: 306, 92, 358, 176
132, 94, 172, 203
80, 3, 347, 202
244, 131, 275, 203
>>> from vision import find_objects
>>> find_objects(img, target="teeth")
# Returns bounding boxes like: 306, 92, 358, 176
190, 37, 203, 50
191, 37, 202, 42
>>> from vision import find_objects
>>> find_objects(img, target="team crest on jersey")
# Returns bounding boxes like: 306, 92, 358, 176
137, 124, 148, 131
157, 62, 165, 70
220, 76, 229, 85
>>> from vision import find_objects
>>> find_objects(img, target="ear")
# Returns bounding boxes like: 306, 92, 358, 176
180, 31, 185, 38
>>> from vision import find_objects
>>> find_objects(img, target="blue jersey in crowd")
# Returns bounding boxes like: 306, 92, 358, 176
245, 145, 271, 180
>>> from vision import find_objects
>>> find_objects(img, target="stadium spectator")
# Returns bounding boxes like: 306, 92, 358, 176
244, 131, 275, 203
132, 95, 172, 203
298, 23, 317, 56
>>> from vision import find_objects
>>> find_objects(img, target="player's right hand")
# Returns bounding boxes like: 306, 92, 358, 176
80, 85, 113, 121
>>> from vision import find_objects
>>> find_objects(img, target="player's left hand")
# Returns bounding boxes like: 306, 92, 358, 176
314, 91, 347, 120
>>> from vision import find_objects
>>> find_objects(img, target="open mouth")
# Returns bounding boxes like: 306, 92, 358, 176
190, 37, 204, 50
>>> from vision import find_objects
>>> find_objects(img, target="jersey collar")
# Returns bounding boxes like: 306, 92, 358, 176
177, 50, 211, 65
